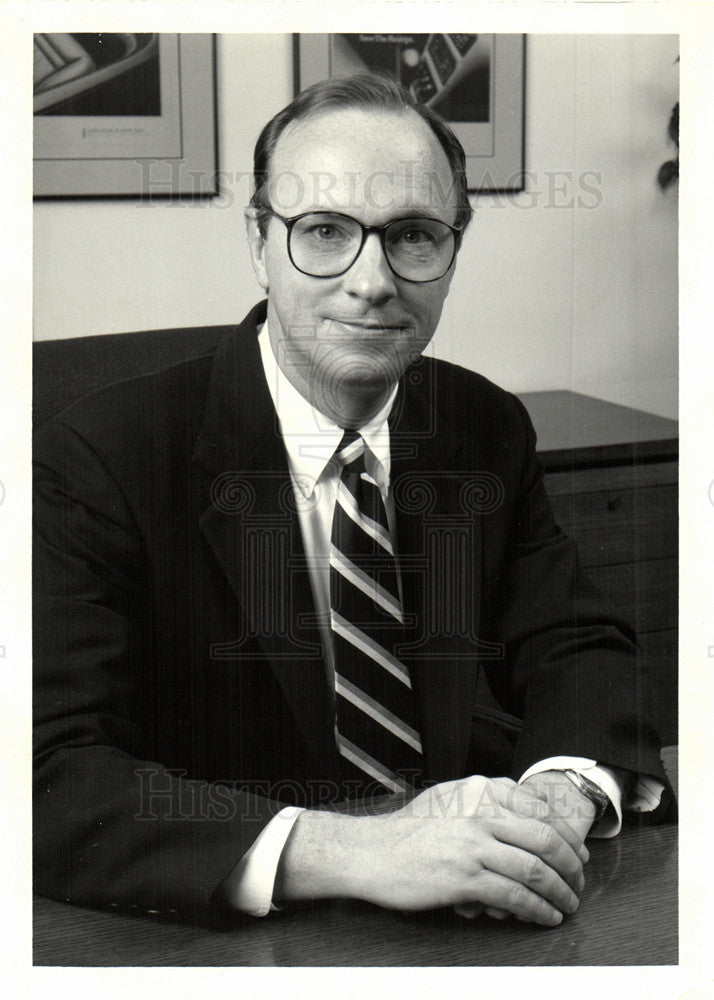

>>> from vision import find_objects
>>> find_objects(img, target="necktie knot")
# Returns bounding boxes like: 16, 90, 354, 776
335, 430, 366, 476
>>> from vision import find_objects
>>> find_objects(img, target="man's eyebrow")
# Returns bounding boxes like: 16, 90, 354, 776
299, 208, 454, 224
382, 211, 453, 223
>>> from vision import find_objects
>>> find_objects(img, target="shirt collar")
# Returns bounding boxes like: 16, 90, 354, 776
258, 320, 396, 499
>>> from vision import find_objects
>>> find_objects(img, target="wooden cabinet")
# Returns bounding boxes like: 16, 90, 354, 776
518, 391, 678, 744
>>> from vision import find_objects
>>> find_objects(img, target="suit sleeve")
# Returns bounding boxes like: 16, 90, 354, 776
481, 396, 671, 804
33, 420, 286, 924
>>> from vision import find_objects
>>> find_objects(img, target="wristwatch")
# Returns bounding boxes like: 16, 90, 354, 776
562, 769, 610, 820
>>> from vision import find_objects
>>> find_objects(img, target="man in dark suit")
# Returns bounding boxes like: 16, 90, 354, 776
33, 75, 669, 929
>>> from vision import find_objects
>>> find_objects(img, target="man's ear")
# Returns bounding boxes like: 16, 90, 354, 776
244, 208, 269, 291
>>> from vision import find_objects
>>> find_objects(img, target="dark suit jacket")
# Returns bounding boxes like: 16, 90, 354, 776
33, 300, 668, 924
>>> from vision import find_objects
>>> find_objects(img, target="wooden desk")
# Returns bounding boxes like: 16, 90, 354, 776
33, 749, 677, 967
519, 391, 678, 745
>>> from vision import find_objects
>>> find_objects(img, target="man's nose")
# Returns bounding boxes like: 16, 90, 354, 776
342, 233, 398, 304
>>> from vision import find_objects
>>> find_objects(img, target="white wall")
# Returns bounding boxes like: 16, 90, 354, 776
33, 33, 679, 418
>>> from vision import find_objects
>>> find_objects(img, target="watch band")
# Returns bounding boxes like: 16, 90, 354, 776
562, 769, 610, 820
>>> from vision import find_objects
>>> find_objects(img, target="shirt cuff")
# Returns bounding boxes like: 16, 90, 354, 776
519, 756, 666, 837
220, 806, 303, 916
518, 756, 628, 838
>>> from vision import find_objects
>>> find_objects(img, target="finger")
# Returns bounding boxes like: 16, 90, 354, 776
508, 785, 594, 859
466, 869, 565, 927
497, 790, 590, 865
453, 903, 484, 919
473, 782, 590, 871
546, 816, 590, 865
490, 817, 585, 895
489, 784, 577, 841
540, 815, 592, 871
454, 902, 510, 922
502, 784, 577, 828
482, 840, 580, 915
517, 780, 548, 802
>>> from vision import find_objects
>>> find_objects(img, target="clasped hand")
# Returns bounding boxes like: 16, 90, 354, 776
361, 774, 591, 926
278, 771, 596, 927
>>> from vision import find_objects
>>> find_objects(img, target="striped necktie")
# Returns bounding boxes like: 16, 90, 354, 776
330, 430, 423, 796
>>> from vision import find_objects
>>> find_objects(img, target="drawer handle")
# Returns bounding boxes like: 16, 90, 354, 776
607, 495, 622, 511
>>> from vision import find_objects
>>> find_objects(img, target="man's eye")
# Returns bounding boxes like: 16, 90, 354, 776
397, 227, 435, 246
303, 223, 346, 241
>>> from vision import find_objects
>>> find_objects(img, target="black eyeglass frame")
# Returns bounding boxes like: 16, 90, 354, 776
259, 207, 463, 284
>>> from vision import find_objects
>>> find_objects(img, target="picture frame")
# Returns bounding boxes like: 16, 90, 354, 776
33, 33, 217, 198
294, 33, 525, 193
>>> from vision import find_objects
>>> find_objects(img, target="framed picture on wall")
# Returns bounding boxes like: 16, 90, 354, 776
33, 33, 217, 198
294, 33, 525, 193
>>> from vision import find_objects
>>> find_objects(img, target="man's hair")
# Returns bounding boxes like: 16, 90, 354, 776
250, 73, 473, 242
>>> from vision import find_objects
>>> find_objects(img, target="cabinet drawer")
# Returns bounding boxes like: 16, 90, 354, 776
544, 461, 677, 497
548, 483, 677, 567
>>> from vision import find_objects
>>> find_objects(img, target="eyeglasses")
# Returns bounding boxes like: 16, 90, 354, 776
260, 209, 462, 283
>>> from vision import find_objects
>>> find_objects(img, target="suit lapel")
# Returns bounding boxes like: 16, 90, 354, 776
192, 303, 339, 778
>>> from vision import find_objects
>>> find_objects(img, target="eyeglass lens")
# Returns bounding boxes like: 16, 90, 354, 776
288, 213, 455, 281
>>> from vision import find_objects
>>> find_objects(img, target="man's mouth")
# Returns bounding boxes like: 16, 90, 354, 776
328, 318, 412, 333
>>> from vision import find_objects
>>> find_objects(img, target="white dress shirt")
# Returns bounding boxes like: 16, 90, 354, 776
225, 322, 661, 916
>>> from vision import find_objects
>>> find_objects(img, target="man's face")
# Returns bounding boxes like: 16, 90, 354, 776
246, 106, 460, 425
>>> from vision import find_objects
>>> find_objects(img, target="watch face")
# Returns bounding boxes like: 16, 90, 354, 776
566, 770, 608, 817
